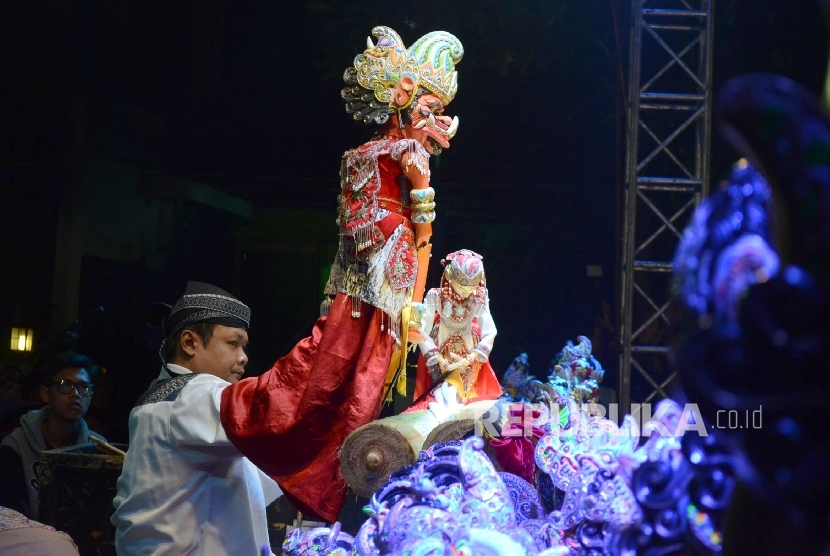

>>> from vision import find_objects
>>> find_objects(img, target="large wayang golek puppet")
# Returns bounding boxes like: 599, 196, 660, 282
219, 26, 463, 523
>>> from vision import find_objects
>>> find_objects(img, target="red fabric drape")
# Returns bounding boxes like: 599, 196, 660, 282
220, 293, 394, 523
489, 405, 545, 485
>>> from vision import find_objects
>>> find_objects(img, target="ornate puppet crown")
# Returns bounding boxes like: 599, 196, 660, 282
407, 29, 463, 105
342, 26, 463, 125
442, 249, 484, 287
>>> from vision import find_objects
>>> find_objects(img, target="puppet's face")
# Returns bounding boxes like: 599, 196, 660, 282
407, 93, 458, 154
451, 281, 477, 299
448, 268, 481, 299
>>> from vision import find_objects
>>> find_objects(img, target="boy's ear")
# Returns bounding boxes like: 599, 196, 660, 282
180, 330, 200, 356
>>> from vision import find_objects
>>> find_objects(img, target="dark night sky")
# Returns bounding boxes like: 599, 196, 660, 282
43, 1, 827, 185
1, 1, 827, 430
62, 1, 621, 188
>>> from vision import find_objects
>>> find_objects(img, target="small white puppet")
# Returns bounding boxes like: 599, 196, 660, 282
408, 249, 503, 409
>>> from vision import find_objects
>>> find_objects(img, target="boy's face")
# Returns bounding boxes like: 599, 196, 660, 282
41, 367, 93, 422
188, 325, 249, 384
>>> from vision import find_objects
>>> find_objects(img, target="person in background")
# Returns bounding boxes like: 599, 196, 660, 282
0, 351, 104, 519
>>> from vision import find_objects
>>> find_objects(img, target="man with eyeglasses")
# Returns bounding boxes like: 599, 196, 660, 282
0, 351, 105, 519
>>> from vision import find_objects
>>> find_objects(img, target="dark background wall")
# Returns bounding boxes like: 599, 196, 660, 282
0, 1, 826, 441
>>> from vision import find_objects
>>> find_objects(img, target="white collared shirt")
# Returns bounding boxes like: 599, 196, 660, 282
112, 365, 281, 555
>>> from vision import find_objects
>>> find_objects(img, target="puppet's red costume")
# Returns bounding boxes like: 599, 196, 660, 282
220, 26, 463, 522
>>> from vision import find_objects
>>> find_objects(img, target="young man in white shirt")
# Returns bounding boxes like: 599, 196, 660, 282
112, 281, 281, 555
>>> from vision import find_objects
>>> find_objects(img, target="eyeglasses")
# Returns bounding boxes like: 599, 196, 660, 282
52, 379, 94, 397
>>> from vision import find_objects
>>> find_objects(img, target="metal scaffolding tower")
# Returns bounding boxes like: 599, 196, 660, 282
618, 0, 714, 416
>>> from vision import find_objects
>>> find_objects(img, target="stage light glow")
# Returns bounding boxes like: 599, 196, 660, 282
10, 327, 33, 351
